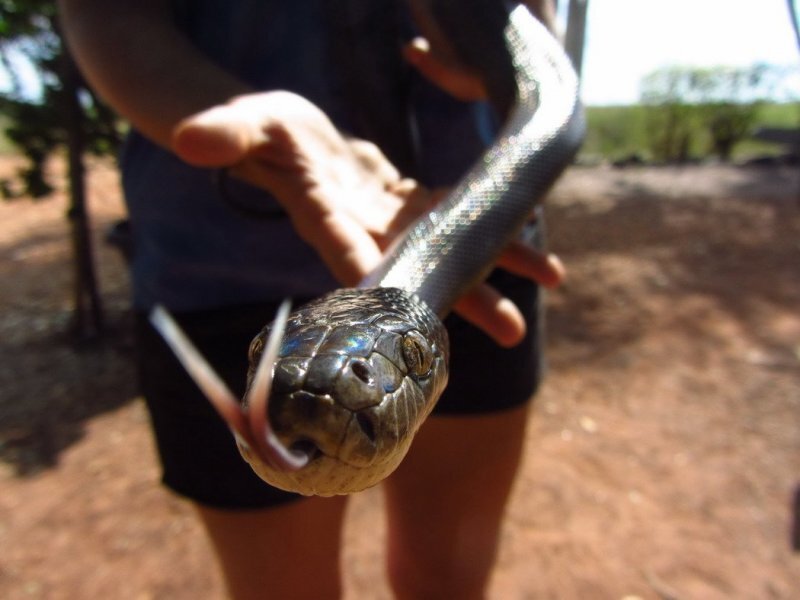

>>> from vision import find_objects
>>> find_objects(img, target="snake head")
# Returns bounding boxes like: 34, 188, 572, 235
242, 287, 449, 496
149, 290, 448, 497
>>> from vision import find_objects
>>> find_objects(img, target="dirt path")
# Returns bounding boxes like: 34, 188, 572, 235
1, 158, 798, 599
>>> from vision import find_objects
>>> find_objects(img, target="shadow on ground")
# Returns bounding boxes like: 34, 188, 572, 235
1, 202, 137, 477
544, 164, 800, 370
0, 312, 137, 477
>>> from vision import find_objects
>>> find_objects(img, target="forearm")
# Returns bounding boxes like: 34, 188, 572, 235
58, 0, 251, 148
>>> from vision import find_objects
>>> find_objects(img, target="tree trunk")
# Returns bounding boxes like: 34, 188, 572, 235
564, 0, 589, 78
787, 0, 800, 53
61, 50, 105, 340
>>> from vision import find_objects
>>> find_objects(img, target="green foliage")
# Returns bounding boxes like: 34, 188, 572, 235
0, 0, 57, 40
579, 102, 800, 164
643, 101, 698, 162
750, 101, 800, 126
581, 105, 647, 161
701, 101, 763, 160
637, 65, 777, 162
1, 95, 59, 196
0, 0, 122, 199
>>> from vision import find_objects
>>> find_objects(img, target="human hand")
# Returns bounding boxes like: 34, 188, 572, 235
403, 0, 557, 100
173, 91, 432, 286
402, 0, 488, 102
172, 90, 564, 347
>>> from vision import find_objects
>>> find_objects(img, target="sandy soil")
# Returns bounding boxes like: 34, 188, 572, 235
0, 156, 798, 599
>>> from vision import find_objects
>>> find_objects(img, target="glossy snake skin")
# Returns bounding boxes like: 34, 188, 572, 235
152, 0, 584, 496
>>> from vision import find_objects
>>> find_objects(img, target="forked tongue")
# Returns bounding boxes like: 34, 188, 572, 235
149, 303, 308, 471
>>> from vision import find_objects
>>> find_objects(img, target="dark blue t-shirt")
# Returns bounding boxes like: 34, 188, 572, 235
121, 0, 494, 310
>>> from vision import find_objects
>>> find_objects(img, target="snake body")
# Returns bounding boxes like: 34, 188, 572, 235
234, 1, 585, 496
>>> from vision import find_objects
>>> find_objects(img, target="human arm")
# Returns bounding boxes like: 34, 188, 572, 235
57, 0, 251, 148
58, 0, 424, 285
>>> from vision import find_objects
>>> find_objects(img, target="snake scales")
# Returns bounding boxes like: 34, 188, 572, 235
152, 0, 584, 496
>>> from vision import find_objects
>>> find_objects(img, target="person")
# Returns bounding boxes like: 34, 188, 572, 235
59, 1, 562, 598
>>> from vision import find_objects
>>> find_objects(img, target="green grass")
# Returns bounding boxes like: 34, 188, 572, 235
580, 101, 800, 163
580, 105, 650, 162
754, 102, 800, 126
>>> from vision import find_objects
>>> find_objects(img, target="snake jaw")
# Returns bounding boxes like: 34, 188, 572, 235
149, 304, 307, 473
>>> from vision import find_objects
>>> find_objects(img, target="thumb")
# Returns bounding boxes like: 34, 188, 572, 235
172, 104, 262, 167
403, 37, 486, 101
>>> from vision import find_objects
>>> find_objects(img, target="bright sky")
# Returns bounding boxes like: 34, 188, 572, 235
1, 1, 799, 106
571, 0, 800, 105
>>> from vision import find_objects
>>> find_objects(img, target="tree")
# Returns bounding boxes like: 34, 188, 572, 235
1, 0, 62, 197
1, 1, 123, 340
640, 65, 770, 162
1, 1, 121, 197
639, 67, 699, 162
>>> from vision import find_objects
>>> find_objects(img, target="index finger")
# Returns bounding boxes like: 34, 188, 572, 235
495, 241, 566, 289
453, 283, 526, 347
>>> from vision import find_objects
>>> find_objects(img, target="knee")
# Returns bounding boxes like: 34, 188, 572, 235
387, 537, 497, 600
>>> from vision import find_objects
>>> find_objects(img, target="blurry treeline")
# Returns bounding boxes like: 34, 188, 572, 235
582, 64, 800, 165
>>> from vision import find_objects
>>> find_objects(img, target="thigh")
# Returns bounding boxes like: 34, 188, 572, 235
197, 496, 348, 600
383, 404, 530, 599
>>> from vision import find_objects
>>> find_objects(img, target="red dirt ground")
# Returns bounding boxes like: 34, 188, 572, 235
1, 156, 798, 599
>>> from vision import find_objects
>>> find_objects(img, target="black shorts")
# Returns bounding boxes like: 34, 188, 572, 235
136, 266, 543, 509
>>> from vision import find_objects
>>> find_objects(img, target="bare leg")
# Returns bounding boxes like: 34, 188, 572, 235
197, 495, 348, 600
383, 404, 530, 599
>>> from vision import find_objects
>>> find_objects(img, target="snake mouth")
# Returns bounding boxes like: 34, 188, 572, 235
289, 439, 322, 463
355, 411, 377, 443
265, 406, 384, 470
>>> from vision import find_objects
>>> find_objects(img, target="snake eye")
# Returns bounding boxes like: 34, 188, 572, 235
402, 331, 434, 376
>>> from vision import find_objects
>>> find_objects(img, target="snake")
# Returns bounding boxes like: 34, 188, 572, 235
151, 0, 584, 497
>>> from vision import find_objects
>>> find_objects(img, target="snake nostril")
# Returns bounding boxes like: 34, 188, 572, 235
355, 412, 376, 443
351, 360, 373, 385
